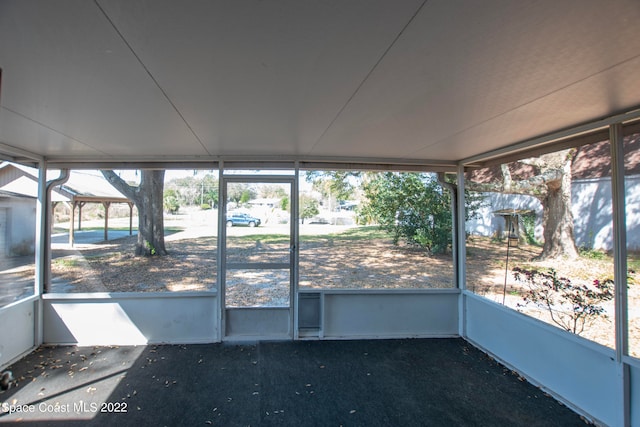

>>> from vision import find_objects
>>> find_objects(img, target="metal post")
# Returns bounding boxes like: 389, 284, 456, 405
292, 162, 300, 340
216, 161, 225, 342
456, 164, 467, 337
610, 123, 629, 359
34, 160, 47, 346
610, 122, 629, 427
44, 170, 69, 291
502, 238, 511, 306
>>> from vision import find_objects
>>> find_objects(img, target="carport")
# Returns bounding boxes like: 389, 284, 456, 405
62, 195, 134, 246
0, 1, 639, 425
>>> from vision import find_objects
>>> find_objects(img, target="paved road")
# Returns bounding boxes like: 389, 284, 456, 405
51, 229, 137, 246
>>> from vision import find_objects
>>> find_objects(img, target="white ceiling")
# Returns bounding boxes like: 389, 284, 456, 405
1, 0, 639, 167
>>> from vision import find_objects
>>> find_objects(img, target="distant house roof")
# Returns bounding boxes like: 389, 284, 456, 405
0, 188, 37, 200
248, 198, 280, 207
0, 175, 67, 201
572, 133, 640, 179
467, 133, 640, 183
0, 162, 129, 203
58, 170, 128, 201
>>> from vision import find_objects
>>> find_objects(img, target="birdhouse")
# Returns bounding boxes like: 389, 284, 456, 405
493, 209, 530, 247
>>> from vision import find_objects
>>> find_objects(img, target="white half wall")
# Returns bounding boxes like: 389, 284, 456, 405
628, 358, 640, 426
43, 292, 218, 345
0, 296, 36, 369
464, 292, 620, 426
299, 290, 459, 339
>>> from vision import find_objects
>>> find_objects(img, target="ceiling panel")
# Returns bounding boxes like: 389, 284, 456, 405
96, 0, 424, 157
307, 0, 640, 160
0, 0, 639, 165
415, 56, 640, 160
0, 0, 208, 158
0, 108, 101, 157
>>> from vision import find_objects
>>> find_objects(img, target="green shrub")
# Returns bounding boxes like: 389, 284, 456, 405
359, 173, 469, 254
578, 247, 607, 260
163, 189, 180, 214
520, 212, 538, 245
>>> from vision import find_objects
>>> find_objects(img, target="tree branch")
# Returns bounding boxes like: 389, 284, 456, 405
101, 170, 139, 203
466, 168, 564, 198
500, 164, 512, 192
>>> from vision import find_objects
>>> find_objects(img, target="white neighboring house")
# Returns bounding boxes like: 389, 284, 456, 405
466, 137, 640, 251
0, 163, 66, 257
0, 190, 38, 257
0, 163, 132, 256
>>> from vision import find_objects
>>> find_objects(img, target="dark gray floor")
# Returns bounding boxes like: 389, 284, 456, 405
0, 339, 589, 426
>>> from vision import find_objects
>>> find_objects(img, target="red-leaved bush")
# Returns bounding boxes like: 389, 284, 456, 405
512, 267, 615, 335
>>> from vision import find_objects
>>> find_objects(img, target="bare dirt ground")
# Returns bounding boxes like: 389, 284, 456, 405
50, 230, 454, 293
466, 236, 639, 353
40, 219, 640, 356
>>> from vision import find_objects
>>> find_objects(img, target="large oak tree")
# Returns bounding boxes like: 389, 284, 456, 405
101, 170, 168, 256
466, 150, 579, 260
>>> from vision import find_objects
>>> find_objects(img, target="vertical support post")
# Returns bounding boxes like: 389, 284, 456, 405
34, 159, 47, 346
78, 201, 85, 230
456, 163, 467, 337
69, 200, 76, 246
216, 161, 225, 342
292, 162, 300, 340
44, 170, 69, 291
610, 122, 629, 427
103, 201, 111, 241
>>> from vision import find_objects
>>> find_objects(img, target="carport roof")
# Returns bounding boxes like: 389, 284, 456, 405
0, 1, 640, 168
0, 162, 128, 202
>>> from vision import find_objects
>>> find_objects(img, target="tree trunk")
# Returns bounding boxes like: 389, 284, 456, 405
101, 170, 168, 256
136, 171, 168, 256
538, 160, 579, 260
